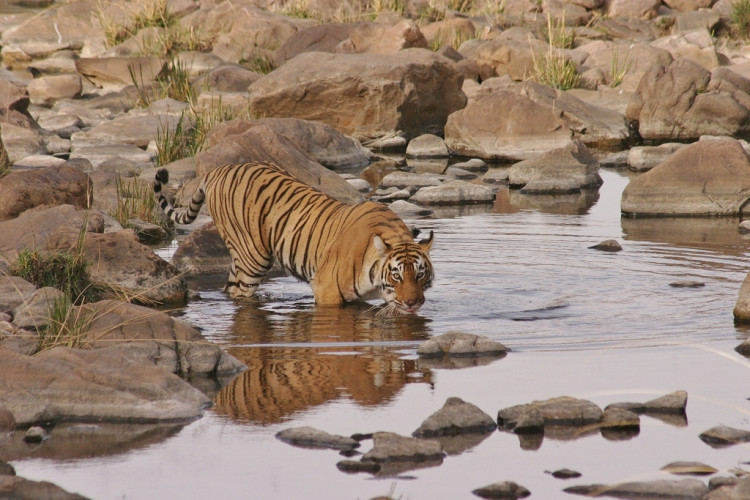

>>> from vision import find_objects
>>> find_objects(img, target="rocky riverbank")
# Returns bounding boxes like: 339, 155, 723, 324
2, 0, 750, 497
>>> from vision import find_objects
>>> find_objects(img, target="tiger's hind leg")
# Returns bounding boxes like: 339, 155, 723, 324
223, 247, 274, 299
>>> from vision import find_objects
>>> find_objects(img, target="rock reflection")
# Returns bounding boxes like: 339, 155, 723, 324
492, 187, 600, 215
214, 304, 433, 424
0, 422, 184, 462
622, 217, 747, 251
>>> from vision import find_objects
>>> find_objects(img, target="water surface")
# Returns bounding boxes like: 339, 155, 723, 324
10, 170, 750, 499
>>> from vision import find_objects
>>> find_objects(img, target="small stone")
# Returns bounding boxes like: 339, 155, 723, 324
669, 281, 705, 288
549, 468, 582, 479
336, 460, 380, 474
588, 239, 622, 252
451, 158, 489, 173
23, 426, 49, 444
361, 432, 444, 463
661, 461, 718, 476
275, 426, 360, 451
472, 481, 531, 499
417, 332, 509, 358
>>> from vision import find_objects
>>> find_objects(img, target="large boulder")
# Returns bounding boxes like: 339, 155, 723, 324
626, 58, 750, 141
0, 165, 92, 221
246, 49, 466, 142
621, 138, 750, 217
445, 80, 633, 161
0, 346, 210, 426
194, 118, 369, 204
508, 140, 602, 193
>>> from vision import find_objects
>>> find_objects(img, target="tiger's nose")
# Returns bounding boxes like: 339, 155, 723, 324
404, 298, 420, 307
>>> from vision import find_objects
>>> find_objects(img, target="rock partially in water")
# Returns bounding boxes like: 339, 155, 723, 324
549, 468, 582, 479
0, 475, 89, 500
362, 431, 444, 463
606, 390, 688, 416
410, 180, 497, 205
705, 476, 750, 499
335, 460, 380, 474
472, 481, 531, 499
275, 426, 360, 451
380, 171, 443, 189
23, 425, 49, 444
509, 140, 602, 194
412, 397, 497, 437
452, 158, 489, 173
699, 425, 750, 448
406, 133, 449, 158
387, 200, 434, 217
660, 461, 718, 476
669, 280, 705, 288
171, 222, 231, 276
498, 397, 603, 431
735, 338, 750, 356
417, 331, 509, 358
564, 478, 708, 499
589, 239, 622, 252
627, 143, 685, 172
599, 407, 640, 441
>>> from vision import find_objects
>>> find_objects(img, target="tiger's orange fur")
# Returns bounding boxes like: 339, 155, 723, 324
154, 162, 434, 314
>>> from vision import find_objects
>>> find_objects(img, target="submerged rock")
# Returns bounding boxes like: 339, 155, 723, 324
275, 426, 359, 451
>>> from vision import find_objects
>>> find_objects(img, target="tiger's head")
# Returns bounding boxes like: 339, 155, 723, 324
372, 231, 434, 315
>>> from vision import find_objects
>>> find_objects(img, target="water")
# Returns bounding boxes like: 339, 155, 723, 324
9, 170, 750, 499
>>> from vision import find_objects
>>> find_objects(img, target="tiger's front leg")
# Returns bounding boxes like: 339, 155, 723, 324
223, 248, 271, 298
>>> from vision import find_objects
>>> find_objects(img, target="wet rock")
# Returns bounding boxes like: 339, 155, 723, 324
498, 397, 603, 431
23, 425, 49, 444
387, 200, 434, 217
472, 481, 530, 499
627, 143, 685, 172
669, 281, 705, 288
417, 332, 509, 358
550, 468, 582, 479
661, 461, 718, 476
509, 140, 602, 194
0, 165, 92, 221
699, 425, 750, 448
410, 180, 496, 206
412, 397, 497, 437
739, 221, 750, 234
565, 478, 708, 499
275, 426, 360, 451
589, 239, 622, 252
0, 347, 211, 425
406, 134, 449, 158
361, 432, 444, 463
606, 390, 688, 415
380, 171, 443, 189
621, 138, 750, 217
247, 49, 465, 142
0, 475, 89, 499
170, 222, 230, 276
336, 460, 380, 474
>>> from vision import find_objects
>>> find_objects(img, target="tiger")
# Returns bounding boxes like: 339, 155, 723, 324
153, 162, 434, 314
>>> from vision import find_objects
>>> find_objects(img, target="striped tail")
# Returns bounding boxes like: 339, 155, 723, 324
153, 168, 205, 225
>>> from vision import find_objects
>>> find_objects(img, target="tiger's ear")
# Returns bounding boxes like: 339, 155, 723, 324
418, 230, 434, 252
373, 235, 390, 257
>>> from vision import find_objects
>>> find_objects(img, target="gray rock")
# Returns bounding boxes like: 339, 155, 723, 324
482, 169, 510, 185
69, 142, 155, 168
606, 390, 688, 415
509, 140, 602, 193
0, 276, 36, 315
472, 481, 531, 499
0, 346, 211, 425
275, 426, 360, 451
564, 478, 708, 499
410, 180, 496, 205
361, 431, 444, 463
600, 407, 640, 430
621, 138, 750, 217
627, 143, 685, 172
589, 239, 622, 252
11, 287, 65, 331
413, 397, 497, 437
550, 468, 582, 479
498, 397, 603, 430
452, 158, 489, 173
661, 461, 718, 476
699, 425, 750, 447
406, 134, 449, 158
380, 171, 442, 189
445, 166, 478, 180
27, 74, 82, 107
417, 332, 509, 358
704, 476, 750, 499
346, 178, 372, 193
387, 200, 434, 217
336, 460, 380, 474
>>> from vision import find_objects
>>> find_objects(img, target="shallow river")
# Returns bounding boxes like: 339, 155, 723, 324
11, 169, 750, 499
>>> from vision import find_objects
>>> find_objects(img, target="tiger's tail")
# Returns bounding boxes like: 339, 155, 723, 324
153, 168, 205, 225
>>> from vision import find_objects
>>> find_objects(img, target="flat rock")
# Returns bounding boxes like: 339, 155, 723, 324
565, 478, 708, 499
412, 397, 497, 437
661, 461, 718, 476
361, 431, 444, 463
627, 143, 685, 172
498, 397, 603, 430
410, 180, 496, 205
380, 171, 443, 189
606, 390, 688, 415
472, 481, 531, 499
275, 426, 359, 451
417, 331, 509, 357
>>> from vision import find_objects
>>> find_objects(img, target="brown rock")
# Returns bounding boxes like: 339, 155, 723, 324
0, 165, 92, 221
